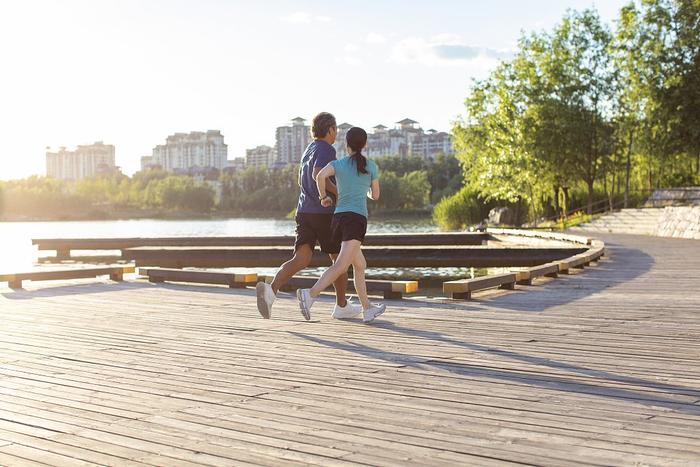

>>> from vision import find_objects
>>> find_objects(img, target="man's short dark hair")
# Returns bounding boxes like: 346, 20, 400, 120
312, 112, 336, 139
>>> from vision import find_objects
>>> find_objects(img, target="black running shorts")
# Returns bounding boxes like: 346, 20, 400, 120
294, 213, 341, 254
331, 212, 368, 244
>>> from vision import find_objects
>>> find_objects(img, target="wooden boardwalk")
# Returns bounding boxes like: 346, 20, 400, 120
0, 233, 699, 466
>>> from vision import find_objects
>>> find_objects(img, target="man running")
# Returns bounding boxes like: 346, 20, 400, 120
256, 112, 362, 320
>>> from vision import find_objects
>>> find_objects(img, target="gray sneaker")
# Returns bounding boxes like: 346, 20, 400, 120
256, 282, 276, 319
297, 288, 316, 321
363, 303, 386, 323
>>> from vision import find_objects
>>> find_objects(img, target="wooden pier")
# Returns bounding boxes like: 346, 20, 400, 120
1, 233, 699, 465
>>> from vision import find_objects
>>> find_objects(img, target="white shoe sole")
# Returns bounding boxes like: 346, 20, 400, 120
256, 282, 272, 319
297, 289, 311, 321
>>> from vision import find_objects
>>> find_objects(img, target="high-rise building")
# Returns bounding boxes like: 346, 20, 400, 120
46, 141, 117, 180
275, 117, 311, 167
365, 118, 454, 159
333, 122, 354, 159
245, 145, 276, 169
410, 129, 454, 159
226, 157, 246, 173
148, 130, 227, 172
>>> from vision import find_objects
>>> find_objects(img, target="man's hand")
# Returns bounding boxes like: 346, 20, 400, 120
320, 196, 334, 208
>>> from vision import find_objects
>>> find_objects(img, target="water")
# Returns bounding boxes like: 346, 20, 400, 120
0, 217, 455, 274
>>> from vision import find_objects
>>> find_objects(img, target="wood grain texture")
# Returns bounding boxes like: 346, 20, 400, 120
1, 232, 699, 466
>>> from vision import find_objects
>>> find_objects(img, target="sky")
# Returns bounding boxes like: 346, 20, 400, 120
0, 0, 630, 180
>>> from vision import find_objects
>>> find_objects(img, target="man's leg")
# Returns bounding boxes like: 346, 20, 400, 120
271, 244, 313, 294
328, 253, 348, 307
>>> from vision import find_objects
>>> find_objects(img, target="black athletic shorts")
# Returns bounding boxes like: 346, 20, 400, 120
331, 212, 368, 244
294, 213, 341, 254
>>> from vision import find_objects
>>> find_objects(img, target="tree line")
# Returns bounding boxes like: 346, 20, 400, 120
437, 0, 699, 229
0, 155, 460, 220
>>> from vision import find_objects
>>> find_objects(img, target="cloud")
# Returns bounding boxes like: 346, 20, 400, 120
281, 12, 332, 24
392, 34, 512, 67
366, 32, 387, 44
344, 43, 359, 53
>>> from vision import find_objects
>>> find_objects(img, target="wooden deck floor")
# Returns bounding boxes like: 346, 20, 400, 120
1, 233, 699, 466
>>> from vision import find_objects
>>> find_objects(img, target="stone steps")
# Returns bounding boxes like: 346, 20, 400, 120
573, 207, 699, 239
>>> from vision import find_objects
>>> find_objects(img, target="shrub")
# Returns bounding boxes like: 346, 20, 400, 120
432, 187, 483, 230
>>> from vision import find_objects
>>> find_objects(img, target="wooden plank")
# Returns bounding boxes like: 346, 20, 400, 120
0, 266, 135, 289
0, 266, 135, 281
529, 262, 560, 279
139, 268, 257, 288
443, 273, 517, 299
32, 233, 490, 250
123, 246, 587, 268
488, 228, 591, 245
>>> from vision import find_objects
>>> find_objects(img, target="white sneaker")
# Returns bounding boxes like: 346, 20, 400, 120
297, 288, 316, 321
363, 303, 386, 323
331, 298, 363, 319
256, 282, 276, 319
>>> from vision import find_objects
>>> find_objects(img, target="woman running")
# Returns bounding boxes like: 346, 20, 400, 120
296, 126, 386, 323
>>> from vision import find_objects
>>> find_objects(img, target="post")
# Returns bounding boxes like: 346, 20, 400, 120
383, 291, 402, 299
109, 272, 124, 281
450, 291, 471, 300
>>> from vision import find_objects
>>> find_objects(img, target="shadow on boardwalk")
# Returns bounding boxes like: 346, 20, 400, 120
290, 327, 700, 416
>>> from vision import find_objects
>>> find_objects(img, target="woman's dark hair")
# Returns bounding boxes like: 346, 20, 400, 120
346, 127, 368, 175
311, 112, 336, 139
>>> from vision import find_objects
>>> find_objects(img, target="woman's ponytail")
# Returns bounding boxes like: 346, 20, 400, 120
351, 152, 368, 175
346, 127, 369, 175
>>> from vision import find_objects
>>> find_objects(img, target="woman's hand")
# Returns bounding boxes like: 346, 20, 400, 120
320, 196, 334, 208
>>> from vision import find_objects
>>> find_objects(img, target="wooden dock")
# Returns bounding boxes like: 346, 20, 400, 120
1, 233, 699, 466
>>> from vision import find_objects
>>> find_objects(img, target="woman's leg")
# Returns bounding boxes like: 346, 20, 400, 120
310, 240, 361, 298
351, 249, 370, 310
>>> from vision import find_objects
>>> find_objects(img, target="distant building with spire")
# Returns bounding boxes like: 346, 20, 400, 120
335, 118, 454, 160
275, 117, 311, 167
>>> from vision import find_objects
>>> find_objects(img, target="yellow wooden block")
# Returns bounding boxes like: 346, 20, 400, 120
514, 271, 531, 282
391, 281, 418, 293
234, 273, 258, 283
443, 280, 467, 293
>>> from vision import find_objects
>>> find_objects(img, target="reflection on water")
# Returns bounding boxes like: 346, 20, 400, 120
0, 218, 438, 276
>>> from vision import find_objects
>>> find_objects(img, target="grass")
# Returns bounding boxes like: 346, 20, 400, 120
537, 210, 593, 230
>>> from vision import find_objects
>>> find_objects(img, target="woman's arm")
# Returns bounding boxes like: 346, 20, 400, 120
367, 179, 380, 201
315, 164, 336, 205
313, 166, 337, 195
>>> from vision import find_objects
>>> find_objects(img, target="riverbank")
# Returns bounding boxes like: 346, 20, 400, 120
0, 208, 434, 223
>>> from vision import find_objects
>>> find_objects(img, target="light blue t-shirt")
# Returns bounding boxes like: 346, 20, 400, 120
330, 156, 379, 218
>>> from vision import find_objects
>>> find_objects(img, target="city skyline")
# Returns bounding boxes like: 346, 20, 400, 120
0, 0, 629, 180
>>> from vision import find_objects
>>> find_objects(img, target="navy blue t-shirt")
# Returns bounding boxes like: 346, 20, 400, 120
297, 140, 336, 214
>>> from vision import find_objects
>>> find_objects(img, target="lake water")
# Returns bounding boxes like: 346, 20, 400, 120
1, 218, 487, 283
